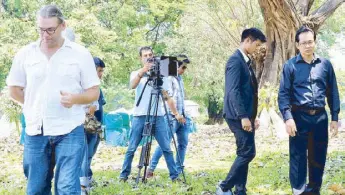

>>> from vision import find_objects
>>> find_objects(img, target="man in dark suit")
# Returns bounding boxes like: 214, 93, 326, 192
217, 28, 266, 195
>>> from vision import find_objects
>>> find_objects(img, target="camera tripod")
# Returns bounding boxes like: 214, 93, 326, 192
135, 77, 187, 185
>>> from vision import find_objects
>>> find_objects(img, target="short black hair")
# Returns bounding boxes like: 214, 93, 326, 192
241, 28, 266, 43
295, 26, 316, 43
93, 57, 105, 68
178, 54, 190, 63
139, 46, 153, 56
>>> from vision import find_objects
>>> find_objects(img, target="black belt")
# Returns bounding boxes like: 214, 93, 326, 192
291, 105, 325, 115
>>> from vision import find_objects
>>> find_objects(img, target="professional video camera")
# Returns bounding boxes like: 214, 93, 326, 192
146, 56, 179, 79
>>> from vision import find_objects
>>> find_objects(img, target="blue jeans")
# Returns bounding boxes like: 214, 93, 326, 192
120, 116, 178, 180
150, 116, 190, 173
23, 125, 85, 195
220, 119, 256, 194
80, 132, 100, 187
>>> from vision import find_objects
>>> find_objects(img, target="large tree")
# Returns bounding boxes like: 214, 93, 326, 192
258, 0, 345, 86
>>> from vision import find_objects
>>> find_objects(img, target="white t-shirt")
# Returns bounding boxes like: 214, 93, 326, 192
130, 70, 172, 116
6, 39, 100, 136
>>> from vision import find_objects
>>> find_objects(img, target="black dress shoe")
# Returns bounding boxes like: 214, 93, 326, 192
301, 191, 320, 195
302, 184, 320, 195
234, 191, 247, 195
119, 177, 128, 182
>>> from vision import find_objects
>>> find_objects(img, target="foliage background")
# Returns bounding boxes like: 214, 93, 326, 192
0, 0, 344, 122
0, 1, 344, 194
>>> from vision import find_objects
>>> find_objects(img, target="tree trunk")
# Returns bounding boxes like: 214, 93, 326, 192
251, 45, 267, 85
206, 93, 224, 125
258, 0, 344, 86
258, 0, 301, 86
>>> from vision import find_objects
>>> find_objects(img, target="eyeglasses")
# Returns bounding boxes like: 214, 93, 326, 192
37, 24, 61, 35
182, 66, 187, 70
299, 40, 315, 47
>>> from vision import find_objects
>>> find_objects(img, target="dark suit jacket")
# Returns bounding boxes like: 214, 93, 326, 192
223, 49, 258, 121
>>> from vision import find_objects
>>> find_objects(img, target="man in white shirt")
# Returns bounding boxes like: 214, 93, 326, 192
6, 5, 100, 195
119, 46, 184, 182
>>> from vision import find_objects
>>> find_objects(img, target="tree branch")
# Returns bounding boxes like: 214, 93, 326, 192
293, 0, 314, 16
223, 0, 240, 21
146, 15, 168, 36
195, 3, 239, 46
307, 0, 345, 31
1, 0, 8, 12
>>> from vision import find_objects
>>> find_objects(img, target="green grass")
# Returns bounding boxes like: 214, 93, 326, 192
1, 152, 344, 195
1, 126, 345, 195
88, 152, 344, 195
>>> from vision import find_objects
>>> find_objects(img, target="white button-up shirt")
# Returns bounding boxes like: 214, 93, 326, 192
6, 39, 100, 136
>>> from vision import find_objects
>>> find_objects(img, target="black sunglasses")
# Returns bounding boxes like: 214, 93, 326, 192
182, 59, 190, 63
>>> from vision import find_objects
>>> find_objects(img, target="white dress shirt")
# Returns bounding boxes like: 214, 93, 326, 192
238, 48, 250, 63
6, 38, 100, 136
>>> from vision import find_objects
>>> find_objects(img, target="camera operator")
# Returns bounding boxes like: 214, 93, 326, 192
119, 46, 183, 182
147, 55, 190, 178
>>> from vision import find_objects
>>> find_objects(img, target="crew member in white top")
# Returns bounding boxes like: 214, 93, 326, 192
6, 5, 100, 195
119, 46, 184, 182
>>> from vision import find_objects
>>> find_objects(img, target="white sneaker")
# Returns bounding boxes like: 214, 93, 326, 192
216, 185, 233, 195
81, 185, 90, 195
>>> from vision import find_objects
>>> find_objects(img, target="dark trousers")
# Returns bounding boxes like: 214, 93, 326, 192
290, 110, 328, 194
220, 118, 256, 194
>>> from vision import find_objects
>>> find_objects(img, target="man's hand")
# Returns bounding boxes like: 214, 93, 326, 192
254, 119, 260, 130
60, 91, 75, 108
241, 118, 252, 132
175, 113, 186, 124
140, 61, 153, 75
131, 63, 153, 89
330, 121, 338, 138
285, 118, 297, 137
88, 105, 97, 116
9, 86, 25, 105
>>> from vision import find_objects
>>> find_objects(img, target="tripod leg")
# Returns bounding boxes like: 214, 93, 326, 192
135, 92, 155, 186
136, 90, 160, 184
142, 133, 153, 183
142, 92, 160, 183
136, 122, 155, 185
136, 142, 147, 185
